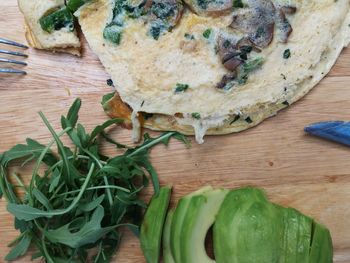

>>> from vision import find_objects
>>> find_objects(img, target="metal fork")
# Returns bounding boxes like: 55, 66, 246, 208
0, 38, 28, 74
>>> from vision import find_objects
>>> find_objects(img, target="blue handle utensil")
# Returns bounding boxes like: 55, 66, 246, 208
305, 121, 350, 147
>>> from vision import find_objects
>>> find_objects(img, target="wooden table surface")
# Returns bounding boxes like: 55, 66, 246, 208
1, 0, 350, 262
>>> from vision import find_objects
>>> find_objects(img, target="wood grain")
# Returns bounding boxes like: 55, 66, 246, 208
1, 0, 350, 262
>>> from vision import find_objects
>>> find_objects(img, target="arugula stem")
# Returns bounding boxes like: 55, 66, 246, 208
103, 176, 114, 206
23, 163, 95, 219
83, 149, 113, 206
39, 112, 71, 182
7, 231, 26, 247
45, 163, 95, 217
41, 234, 55, 263
0, 165, 10, 201
57, 185, 130, 196
46, 155, 107, 175
30, 127, 71, 205
48, 182, 66, 202
128, 132, 176, 157
12, 173, 28, 193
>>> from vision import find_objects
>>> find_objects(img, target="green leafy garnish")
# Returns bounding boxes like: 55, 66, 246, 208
191, 113, 201, 119
233, 0, 244, 8
202, 28, 212, 39
184, 33, 195, 40
0, 98, 189, 262
283, 49, 291, 59
174, 83, 189, 93
237, 57, 264, 85
103, 24, 123, 45
39, 7, 75, 33
39, 0, 91, 33
67, 0, 89, 13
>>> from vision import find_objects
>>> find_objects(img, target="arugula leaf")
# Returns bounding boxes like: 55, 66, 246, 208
8, 163, 95, 221
45, 206, 116, 248
14, 218, 29, 233
62, 98, 81, 130
49, 169, 61, 193
32, 188, 53, 210
79, 194, 105, 212
5, 232, 32, 261
40, 112, 72, 183
1, 138, 57, 167
93, 231, 121, 263
101, 131, 129, 149
89, 119, 124, 143
101, 92, 116, 106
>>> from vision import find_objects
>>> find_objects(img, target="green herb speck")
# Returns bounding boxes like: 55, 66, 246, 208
191, 112, 201, 119
283, 49, 291, 59
203, 29, 212, 39
184, 33, 195, 40
175, 83, 189, 93
233, 0, 244, 8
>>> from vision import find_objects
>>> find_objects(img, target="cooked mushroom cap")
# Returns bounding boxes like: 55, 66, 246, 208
217, 34, 244, 71
184, 0, 233, 16
276, 9, 293, 43
230, 0, 276, 48
229, 0, 296, 48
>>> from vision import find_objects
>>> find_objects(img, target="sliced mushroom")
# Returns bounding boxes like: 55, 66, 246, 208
216, 73, 236, 90
237, 37, 260, 53
149, 0, 184, 29
280, 5, 297, 15
230, 1, 297, 47
276, 9, 292, 43
184, 0, 233, 16
230, 0, 276, 48
217, 34, 244, 71
223, 57, 243, 72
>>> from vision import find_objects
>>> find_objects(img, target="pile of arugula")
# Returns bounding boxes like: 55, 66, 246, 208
0, 98, 189, 262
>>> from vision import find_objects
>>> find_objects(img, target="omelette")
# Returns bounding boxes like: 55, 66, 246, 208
20, 0, 350, 143
18, 0, 81, 55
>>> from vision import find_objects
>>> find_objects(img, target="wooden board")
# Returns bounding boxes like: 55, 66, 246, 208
1, 0, 350, 262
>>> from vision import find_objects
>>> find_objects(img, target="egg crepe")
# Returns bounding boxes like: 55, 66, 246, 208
78, 0, 349, 142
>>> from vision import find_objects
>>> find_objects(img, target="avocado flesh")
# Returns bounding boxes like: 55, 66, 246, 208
163, 210, 175, 263
214, 188, 274, 263
140, 186, 172, 263
309, 223, 333, 263
170, 186, 213, 263
179, 189, 229, 263
280, 207, 312, 263
214, 187, 325, 263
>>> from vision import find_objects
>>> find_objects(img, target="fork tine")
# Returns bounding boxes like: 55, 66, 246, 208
0, 57, 27, 66
0, 38, 28, 49
0, 68, 26, 74
0, 49, 28, 57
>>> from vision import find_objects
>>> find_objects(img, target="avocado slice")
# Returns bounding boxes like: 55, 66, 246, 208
140, 186, 172, 263
163, 210, 175, 263
214, 188, 285, 263
309, 222, 333, 263
214, 187, 331, 263
279, 206, 312, 263
179, 188, 229, 263
170, 186, 213, 263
